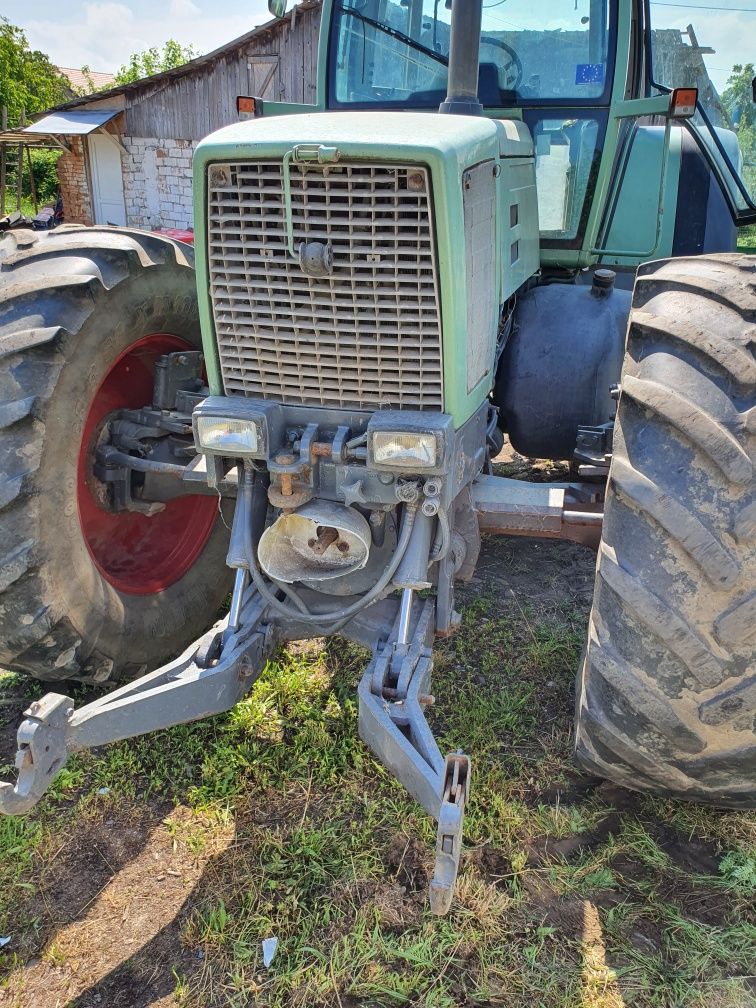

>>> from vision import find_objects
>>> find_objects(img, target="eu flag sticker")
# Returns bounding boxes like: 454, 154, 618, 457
576, 63, 605, 85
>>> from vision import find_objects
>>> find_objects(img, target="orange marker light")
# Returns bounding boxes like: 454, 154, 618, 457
670, 87, 698, 118
236, 96, 257, 115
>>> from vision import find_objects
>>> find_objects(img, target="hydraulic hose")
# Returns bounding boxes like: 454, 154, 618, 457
239, 464, 417, 627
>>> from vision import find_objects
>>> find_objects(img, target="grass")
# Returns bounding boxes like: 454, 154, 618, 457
737, 224, 756, 254
0, 550, 753, 1008
1, 194, 37, 219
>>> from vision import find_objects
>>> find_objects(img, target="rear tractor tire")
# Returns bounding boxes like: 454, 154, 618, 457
0, 226, 231, 685
576, 254, 755, 808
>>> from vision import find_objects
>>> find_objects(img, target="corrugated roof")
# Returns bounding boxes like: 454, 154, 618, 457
21, 109, 121, 136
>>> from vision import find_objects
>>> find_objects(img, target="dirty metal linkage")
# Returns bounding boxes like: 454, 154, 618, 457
357, 596, 471, 915
0, 589, 276, 816
472, 474, 604, 549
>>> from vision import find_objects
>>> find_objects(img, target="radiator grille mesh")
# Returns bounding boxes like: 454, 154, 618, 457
206, 161, 443, 410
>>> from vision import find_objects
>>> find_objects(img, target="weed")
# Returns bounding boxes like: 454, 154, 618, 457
717, 849, 756, 894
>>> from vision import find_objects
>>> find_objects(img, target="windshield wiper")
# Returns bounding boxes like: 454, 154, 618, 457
339, 5, 448, 67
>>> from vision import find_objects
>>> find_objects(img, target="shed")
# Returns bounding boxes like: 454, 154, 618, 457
15, 1, 321, 230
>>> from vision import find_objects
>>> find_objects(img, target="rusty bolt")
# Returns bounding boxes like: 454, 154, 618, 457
311, 441, 333, 458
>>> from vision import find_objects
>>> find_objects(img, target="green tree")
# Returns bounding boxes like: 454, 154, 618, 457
722, 63, 756, 200
721, 62, 755, 130
0, 17, 69, 124
114, 40, 200, 85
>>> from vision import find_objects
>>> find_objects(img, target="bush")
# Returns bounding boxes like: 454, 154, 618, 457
27, 148, 62, 205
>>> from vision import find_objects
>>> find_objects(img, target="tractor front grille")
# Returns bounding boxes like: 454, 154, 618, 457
206, 160, 443, 411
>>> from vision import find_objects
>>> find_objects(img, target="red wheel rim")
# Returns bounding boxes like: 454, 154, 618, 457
77, 333, 218, 596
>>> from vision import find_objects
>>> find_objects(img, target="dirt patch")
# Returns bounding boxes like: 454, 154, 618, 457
384, 834, 430, 894
469, 844, 512, 886
526, 812, 624, 865
656, 876, 736, 927
331, 876, 422, 931
649, 824, 721, 876
0, 678, 36, 764
521, 874, 587, 935
1, 804, 233, 1008
536, 769, 605, 806
464, 535, 597, 616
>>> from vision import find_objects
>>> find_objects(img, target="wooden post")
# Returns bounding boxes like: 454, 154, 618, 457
16, 109, 24, 212
25, 145, 38, 214
0, 106, 7, 217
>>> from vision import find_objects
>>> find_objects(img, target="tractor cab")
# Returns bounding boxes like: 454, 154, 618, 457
320, 0, 756, 264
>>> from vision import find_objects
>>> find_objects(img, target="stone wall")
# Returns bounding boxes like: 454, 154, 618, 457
57, 137, 93, 225
122, 137, 196, 231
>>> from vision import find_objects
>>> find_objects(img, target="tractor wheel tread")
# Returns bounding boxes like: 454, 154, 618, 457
585, 621, 707, 753
609, 456, 739, 588
0, 540, 35, 594
0, 326, 63, 361
734, 501, 756, 543
621, 374, 752, 484
630, 310, 756, 386
597, 545, 728, 688
576, 253, 756, 808
0, 396, 36, 430
715, 591, 756, 648
0, 226, 230, 684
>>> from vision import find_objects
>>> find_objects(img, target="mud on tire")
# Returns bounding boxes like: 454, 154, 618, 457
575, 254, 755, 808
0, 226, 231, 684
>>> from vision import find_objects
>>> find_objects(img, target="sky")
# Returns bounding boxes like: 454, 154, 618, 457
2, 0, 272, 72
2, 0, 754, 92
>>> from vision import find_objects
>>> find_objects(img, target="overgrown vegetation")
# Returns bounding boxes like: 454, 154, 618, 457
114, 40, 200, 86
0, 16, 69, 124
722, 62, 756, 201
0, 532, 753, 1007
738, 224, 756, 254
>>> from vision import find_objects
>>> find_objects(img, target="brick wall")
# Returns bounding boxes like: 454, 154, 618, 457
57, 137, 93, 225
122, 137, 196, 230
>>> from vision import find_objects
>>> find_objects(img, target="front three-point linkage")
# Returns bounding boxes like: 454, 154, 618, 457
0, 466, 472, 912
0, 592, 277, 816
0, 588, 472, 912
357, 595, 471, 914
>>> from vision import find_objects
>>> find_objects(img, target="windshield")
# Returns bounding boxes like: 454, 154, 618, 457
330, 0, 615, 107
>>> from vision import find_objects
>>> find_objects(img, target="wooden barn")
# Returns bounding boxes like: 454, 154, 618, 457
13, 0, 321, 231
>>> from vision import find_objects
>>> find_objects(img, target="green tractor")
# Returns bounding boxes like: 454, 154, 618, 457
0, 0, 753, 913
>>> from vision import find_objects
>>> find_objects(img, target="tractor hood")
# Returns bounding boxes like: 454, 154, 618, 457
193, 111, 532, 177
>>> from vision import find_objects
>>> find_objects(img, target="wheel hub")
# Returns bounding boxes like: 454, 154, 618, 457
77, 333, 218, 596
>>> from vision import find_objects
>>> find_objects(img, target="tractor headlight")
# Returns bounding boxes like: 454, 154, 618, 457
370, 431, 438, 468
367, 412, 452, 473
195, 416, 259, 455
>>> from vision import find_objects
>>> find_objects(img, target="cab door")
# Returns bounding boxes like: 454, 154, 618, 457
644, 0, 756, 225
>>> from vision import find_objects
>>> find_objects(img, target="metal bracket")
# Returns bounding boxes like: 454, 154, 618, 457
357, 597, 471, 914
574, 421, 614, 477
0, 693, 73, 815
0, 590, 275, 816
430, 752, 471, 915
